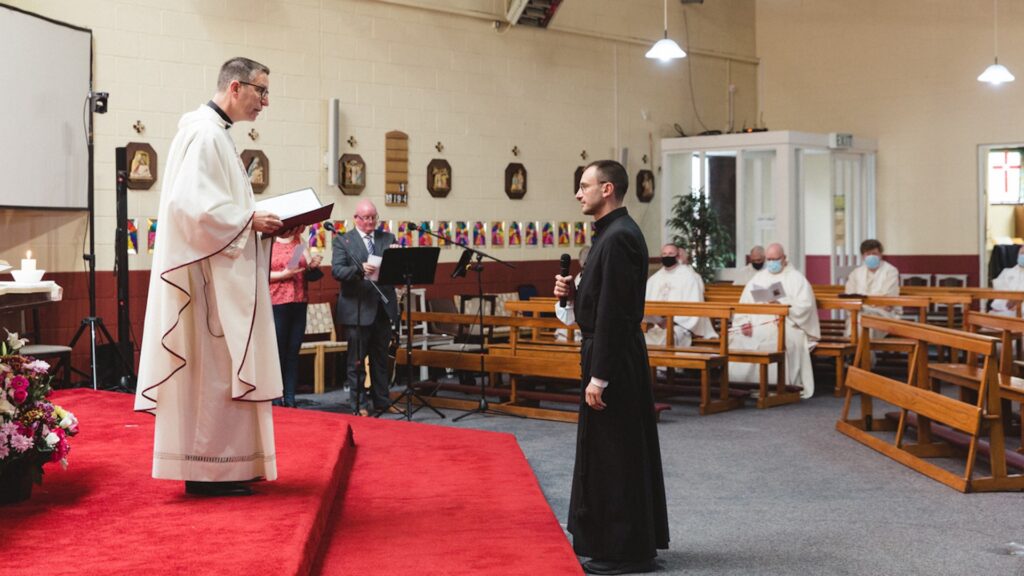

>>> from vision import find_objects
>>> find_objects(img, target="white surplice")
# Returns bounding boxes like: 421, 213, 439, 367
991, 265, 1024, 317
845, 260, 901, 337
728, 266, 821, 398
135, 105, 281, 482
644, 264, 716, 347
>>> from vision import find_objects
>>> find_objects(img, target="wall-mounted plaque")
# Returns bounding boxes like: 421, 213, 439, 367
338, 153, 366, 196
636, 169, 655, 203
427, 158, 451, 198
385, 130, 409, 206
505, 162, 527, 199
126, 142, 158, 190
240, 149, 269, 194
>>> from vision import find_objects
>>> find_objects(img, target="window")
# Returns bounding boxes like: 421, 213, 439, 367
988, 150, 1021, 204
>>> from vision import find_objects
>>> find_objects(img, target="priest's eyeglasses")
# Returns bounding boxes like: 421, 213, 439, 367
239, 81, 269, 100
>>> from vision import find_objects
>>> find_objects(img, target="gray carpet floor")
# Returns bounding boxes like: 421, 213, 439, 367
300, 386, 1024, 575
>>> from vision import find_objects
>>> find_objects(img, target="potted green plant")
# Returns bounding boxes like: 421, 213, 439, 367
665, 189, 733, 283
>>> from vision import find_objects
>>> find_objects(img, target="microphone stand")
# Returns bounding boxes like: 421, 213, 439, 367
414, 225, 524, 422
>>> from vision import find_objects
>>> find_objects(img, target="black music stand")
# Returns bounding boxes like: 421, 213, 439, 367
376, 247, 444, 421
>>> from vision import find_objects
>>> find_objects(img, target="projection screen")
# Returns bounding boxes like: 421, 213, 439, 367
0, 4, 91, 210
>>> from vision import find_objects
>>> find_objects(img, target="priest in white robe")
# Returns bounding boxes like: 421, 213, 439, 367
135, 57, 290, 497
644, 244, 716, 348
991, 245, 1024, 316
732, 245, 766, 286
845, 239, 901, 338
729, 243, 820, 399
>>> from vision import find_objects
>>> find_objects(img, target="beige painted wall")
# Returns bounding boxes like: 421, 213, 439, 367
0, 0, 756, 273
757, 0, 1024, 256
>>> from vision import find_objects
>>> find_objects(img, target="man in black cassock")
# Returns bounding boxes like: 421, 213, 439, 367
554, 160, 669, 575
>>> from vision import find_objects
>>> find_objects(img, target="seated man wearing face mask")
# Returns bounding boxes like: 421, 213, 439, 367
644, 244, 716, 348
728, 243, 820, 399
733, 245, 766, 286
845, 239, 900, 324
991, 245, 1024, 317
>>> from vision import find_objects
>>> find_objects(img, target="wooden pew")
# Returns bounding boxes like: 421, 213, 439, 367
929, 311, 1024, 448
837, 315, 1024, 492
813, 297, 861, 397
503, 299, 743, 415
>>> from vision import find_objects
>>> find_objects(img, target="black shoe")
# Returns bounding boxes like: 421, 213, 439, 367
184, 481, 254, 497
582, 558, 657, 575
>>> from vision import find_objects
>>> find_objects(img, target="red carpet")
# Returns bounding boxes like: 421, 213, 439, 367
2, 390, 581, 575
0, 389, 355, 576
315, 415, 583, 575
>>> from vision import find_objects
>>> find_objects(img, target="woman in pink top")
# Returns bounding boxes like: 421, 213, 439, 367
269, 228, 323, 407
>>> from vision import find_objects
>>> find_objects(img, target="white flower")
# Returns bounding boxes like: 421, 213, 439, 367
0, 394, 14, 417
59, 415, 74, 429
5, 331, 28, 352
44, 431, 59, 447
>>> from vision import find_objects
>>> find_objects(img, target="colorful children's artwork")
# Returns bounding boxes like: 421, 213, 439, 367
396, 221, 413, 247
525, 221, 538, 247
377, 220, 392, 234
418, 221, 434, 246
454, 221, 469, 246
126, 218, 138, 255
333, 220, 348, 236
490, 221, 505, 247
573, 221, 587, 246
557, 222, 570, 247
508, 221, 522, 247
147, 219, 158, 254
541, 222, 555, 247
308, 223, 327, 250
436, 221, 451, 247
472, 221, 487, 247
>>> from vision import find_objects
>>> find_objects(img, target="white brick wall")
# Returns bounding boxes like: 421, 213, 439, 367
1, 0, 756, 272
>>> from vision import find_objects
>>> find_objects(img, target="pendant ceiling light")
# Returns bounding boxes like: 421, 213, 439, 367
979, 0, 1015, 85
646, 0, 686, 62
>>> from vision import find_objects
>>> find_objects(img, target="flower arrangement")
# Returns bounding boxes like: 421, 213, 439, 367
0, 331, 79, 491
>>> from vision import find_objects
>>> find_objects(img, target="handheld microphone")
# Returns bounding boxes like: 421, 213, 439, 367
558, 253, 571, 307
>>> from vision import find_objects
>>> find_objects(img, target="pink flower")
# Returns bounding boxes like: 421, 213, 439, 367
10, 375, 29, 391
12, 388, 27, 404
9, 433, 33, 453
24, 359, 49, 374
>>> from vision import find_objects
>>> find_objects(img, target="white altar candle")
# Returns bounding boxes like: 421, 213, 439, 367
21, 250, 36, 271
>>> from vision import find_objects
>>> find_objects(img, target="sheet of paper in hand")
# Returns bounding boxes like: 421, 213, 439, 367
255, 187, 334, 235
750, 281, 786, 303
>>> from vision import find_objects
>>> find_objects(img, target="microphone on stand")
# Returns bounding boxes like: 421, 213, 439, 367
558, 253, 571, 307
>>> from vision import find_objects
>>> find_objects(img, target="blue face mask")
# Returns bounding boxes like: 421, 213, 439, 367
766, 259, 783, 274
1018, 254, 1024, 268
864, 255, 881, 270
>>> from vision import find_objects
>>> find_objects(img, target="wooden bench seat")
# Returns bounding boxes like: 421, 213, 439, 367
837, 314, 1024, 492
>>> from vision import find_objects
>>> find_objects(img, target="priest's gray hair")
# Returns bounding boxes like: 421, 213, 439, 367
217, 57, 270, 91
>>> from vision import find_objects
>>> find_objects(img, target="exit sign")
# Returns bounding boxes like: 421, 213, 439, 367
829, 133, 854, 149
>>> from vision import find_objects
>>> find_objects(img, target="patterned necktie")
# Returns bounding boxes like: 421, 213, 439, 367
365, 234, 374, 255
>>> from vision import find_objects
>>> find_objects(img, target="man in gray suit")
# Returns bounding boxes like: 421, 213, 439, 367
332, 199, 399, 415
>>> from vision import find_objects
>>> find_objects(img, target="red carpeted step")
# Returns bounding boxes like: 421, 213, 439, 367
0, 389, 356, 576
313, 416, 583, 575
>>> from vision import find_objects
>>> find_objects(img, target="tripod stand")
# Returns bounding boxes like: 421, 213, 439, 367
377, 247, 444, 421
452, 251, 524, 422
68, 99, 134, 391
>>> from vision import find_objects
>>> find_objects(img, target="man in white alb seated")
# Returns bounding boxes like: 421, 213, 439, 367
643, 244, 716, 348
844, 239, 901, 328
991, 245, 1024, 316
728, 243, 820, 399
733, 245, 766, 286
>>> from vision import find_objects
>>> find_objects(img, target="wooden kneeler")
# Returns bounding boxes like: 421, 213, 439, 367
837, 315, 1024, 492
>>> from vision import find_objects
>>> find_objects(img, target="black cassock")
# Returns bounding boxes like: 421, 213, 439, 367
568, 207, 670, 561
